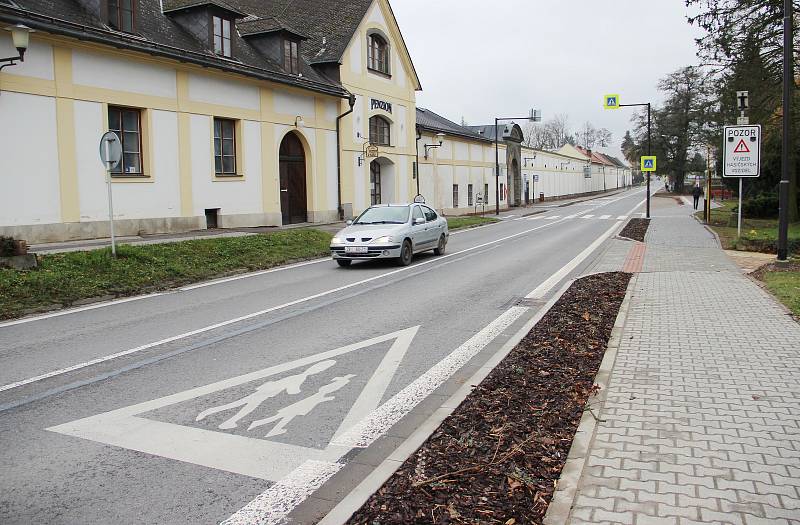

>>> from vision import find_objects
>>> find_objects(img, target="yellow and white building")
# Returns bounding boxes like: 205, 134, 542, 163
0, 0, 420, 243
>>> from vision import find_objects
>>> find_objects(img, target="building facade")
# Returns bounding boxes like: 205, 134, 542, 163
0, 0, 420, 243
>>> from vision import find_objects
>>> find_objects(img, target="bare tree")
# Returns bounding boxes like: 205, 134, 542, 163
544, 113, 570, 148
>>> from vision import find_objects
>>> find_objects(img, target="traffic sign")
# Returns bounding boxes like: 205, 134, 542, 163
604, 94, 620, 109
723, 125, 761, 178
641, 156, 657, 172
98, 131, 122, 169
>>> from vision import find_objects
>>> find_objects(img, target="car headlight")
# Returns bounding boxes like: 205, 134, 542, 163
372, 236, 393, 244
331, 237, 343, 244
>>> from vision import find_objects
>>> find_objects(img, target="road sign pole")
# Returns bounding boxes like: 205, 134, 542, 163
738, 178, 743, 238
495, 118, 500, 216
104, 138, 117, 257
777, 0, 792, 261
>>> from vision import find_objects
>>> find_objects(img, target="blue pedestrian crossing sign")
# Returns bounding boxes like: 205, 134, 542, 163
604, 94, 620, 109
641, 156, 657, 172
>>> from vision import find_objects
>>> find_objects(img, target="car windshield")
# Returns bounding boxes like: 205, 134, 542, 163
354, 206, 410, 225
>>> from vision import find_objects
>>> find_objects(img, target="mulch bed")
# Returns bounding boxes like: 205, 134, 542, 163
347, 272, 632, 525
619, 218, 650, 242
751, 261, 800, 281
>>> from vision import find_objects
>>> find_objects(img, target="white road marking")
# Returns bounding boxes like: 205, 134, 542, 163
617, 215, 628, 220
581, 214, 595, 219
545, 215, 561, 219
528, 215, 543, 220
526, 221, 622, 299
220, 460, 344, 525
564, 214, 578, 219
332, 305, 529, 449
599, 214, 611, 220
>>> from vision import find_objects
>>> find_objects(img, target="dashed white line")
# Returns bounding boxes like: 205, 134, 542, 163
599, 214, 611, 220
581, 214, 595, 219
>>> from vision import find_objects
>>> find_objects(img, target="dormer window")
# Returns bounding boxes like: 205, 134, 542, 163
284, 39, 299, 75
108, 0, 134, 32
367, 33, 389, 76
213, 15, 232, 57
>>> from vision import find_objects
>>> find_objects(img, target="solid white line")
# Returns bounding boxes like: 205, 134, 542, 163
179, 258, 329, 291
525, 221, 622, 299
332, 305, 529, 448
617, 215, 628, 220
581, 214, 595, 219
220, 460, 344, 525
0, 293, 166, 328
546, 215, 561, 219
0, 217, 573, 393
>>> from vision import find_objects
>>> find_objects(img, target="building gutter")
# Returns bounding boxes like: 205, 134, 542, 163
415, 125, 422, 197
0, 7, 349, 98
336, 94, 357, 220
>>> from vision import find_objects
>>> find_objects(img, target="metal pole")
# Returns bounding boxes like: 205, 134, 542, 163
495, 118, 500, 215
738, 178, 743, 238
777, 0, 792, 261
104, 139, 117, 257
646, 102, 651, 218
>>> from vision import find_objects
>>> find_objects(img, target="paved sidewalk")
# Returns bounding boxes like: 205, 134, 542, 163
566, 197, 800, 524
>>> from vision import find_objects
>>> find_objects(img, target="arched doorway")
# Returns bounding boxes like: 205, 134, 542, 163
369, 157, 395, 206
279, 132, 307, 224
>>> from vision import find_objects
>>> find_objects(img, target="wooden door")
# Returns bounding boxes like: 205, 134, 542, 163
279, 133, 307, 224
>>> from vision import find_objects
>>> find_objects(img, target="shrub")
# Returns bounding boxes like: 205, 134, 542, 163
0, 236, 16, 257
735, 193, 780, 219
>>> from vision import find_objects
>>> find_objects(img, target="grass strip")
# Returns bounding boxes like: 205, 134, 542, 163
697, 201, 800, 253
347, 272, 631, 524
447, 216, 500, 231
753, 261, 800, 317
0, 229, 332, 320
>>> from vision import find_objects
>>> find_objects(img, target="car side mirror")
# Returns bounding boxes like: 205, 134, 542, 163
414, 217, 425, 225
346, 220, 353, 225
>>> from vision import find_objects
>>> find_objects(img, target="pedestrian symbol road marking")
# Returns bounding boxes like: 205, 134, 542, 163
604, 94, 620, 109
47, 326, 420, 481
733, 139, 750, 153
641, 156, 657, 172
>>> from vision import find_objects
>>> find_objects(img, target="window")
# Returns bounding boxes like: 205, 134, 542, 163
500, 183, 505, 201
367, 33, 389, 75
370, 160, 381, 205
108, 0, 134, 32
108, 106, 143, 175
214, 117, 237, 175
422, 206, 437, 222
284, 39, 299, 74
453, 184, 459, 208
468, 184, 473, 206
412, 206, 424, 223
485, 183, 489, 204
213, 15, 232, 57
369, 116, 391, 146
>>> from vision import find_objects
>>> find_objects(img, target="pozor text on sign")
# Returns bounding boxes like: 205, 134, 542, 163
723, 125, 761, 178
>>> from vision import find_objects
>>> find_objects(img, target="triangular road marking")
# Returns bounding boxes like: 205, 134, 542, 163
47, 326, 420, 481
733, 139, 750, 153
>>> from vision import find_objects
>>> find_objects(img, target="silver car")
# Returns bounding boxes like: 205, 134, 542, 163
330, 203, 449, 267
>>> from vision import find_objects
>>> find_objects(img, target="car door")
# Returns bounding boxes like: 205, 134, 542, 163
423, 206, 443, 245
410, 205, 428, 249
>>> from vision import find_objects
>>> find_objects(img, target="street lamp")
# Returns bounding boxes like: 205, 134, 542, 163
1, 25, 32, 71
777, 0, 793, 261
424, 133, 445, 159
494, 109, 541, 215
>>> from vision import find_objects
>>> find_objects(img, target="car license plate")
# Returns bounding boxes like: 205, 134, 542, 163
345, 246, 368, 254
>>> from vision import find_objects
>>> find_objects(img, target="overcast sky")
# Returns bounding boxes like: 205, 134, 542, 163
391, 0, 706, 158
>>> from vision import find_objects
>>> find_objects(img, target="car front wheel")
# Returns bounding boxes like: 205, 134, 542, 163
398, 240, 413, 266
433, 234, 446, 256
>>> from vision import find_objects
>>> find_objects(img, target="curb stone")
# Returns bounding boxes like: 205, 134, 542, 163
542, 274, 636, 525
317, 278, 579, 525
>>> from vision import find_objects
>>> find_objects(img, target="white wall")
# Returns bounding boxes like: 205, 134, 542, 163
72, 50, 176, 98
0, 35, 53, 80
0, 92, 61, 225
189, 73, 259, 110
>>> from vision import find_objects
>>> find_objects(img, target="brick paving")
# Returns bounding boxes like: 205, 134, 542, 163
567, 198, 800, 525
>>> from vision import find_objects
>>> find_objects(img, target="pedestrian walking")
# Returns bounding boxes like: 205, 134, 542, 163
692, 184, 703, 210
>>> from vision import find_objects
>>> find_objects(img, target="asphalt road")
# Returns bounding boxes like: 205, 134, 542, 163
0, 186, 653, 525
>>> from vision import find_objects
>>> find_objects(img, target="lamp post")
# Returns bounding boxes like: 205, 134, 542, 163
777, 0, 793, 261
494, 109, 540, 215
1, 24, 32, 71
